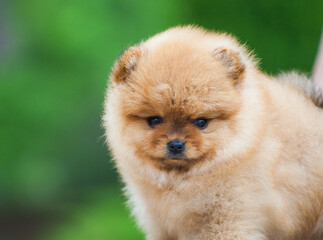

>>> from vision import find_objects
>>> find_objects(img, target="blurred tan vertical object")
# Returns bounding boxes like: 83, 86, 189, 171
313, 28, 323, 91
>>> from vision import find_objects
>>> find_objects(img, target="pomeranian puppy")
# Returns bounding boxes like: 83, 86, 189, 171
103, 26, 323, 240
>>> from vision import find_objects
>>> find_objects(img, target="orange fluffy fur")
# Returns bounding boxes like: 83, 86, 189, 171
103, 26, 323, 240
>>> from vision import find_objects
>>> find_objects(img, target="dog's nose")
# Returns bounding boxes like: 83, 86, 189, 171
167, 140, 185, 155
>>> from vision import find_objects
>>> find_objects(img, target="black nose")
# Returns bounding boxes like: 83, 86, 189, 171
167, 140, 185, 155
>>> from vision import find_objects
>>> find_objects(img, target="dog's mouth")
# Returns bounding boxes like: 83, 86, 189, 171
147, 150, 212, 172
152, 155, 190, 163
166, 153, 186, 160
147, 151, 214, 172
152, 151, 204, 163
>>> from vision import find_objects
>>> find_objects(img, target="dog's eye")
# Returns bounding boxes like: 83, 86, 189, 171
193, 118, 208, 129
147, 116, 163, 128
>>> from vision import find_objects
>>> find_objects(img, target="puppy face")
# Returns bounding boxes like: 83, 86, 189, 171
107, 27, 246, 172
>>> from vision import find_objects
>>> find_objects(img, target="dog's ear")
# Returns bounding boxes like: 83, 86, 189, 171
111, 47, 141, 84
213, 48, 245, 85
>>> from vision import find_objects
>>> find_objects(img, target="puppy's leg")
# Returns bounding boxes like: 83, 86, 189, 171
147, 233, 176, 240
187, 220, 267, 240
146, 227, 176, 240
310, 212, 323, 240
188, 232, 266, 240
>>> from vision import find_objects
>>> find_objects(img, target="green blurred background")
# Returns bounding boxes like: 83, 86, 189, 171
0, 0, 322, 239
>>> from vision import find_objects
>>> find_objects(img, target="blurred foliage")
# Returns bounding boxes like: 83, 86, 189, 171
44, 188, 144, 240
0, 0, 322, 239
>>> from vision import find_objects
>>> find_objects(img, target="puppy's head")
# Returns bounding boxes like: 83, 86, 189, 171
105, 26, 257, 173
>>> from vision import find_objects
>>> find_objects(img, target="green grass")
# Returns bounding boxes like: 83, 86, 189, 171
44, 188, 144, 240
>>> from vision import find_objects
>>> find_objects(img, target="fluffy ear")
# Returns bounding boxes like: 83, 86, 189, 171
111, 47, 141, 84
213, 48, 245, 85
